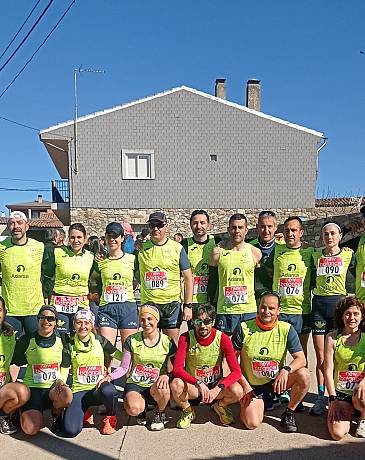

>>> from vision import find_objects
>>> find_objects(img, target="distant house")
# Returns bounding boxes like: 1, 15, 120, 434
39, 79, 327, 235
1, 195, 63, 241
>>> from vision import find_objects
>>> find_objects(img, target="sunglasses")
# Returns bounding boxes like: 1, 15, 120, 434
38, 315, 57, 322
193, 318, 213, 326
148, 221, 166, 229
258, 210, 276, 218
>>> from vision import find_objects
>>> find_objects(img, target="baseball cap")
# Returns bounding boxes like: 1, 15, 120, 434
105, 222, 124, 237
147, 211, 167, 224
9, 211, 28, 222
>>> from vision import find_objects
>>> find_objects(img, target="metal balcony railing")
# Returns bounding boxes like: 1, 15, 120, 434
52, 180, 69, 203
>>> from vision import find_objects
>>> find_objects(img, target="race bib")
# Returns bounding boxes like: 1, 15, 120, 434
144, 271, 168, 290
317, 256, 344, 276
278, 277, 303, 297
131, 364, 160, 385
193, 276, 208, 295
77, 365, 104, 385
224, 286, 248, 304
361, 272, 365, 288
53, 295, 79, 314
337, 371, 365, 393
252, 360, 279, 379
195, 365, 221, 384
103, 285, 128, 303
0, 371, 6, 388
32, 363, 60, 384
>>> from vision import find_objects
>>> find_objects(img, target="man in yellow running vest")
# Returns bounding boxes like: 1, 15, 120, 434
137, 212, 193, 344
208, 213, 262, 335
0, 212, 44, 335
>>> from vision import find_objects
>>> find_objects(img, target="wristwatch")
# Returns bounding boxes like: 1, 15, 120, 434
217, 383, 225, 390
183, 303, 193, 309
195, 380, 203, 387
281, 366, 292, 374
329, 395, 336, 402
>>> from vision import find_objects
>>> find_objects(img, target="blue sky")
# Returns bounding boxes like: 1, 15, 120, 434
0, 0, 364, 213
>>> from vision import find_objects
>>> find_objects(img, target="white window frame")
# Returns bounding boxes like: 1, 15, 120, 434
122, 149, 155, 180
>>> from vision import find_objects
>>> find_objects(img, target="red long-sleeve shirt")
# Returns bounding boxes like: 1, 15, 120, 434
173, 328, 241, 388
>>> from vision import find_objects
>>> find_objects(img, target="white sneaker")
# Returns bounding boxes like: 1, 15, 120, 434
356, 419, 365, 438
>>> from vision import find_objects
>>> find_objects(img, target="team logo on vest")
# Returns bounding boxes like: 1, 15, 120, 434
287, 264, 296, 272
229, 267, 243, 282
0, 355, 5, 362
71, 274, 80, 281
348, 363, 358, 371
12, 264, 29, 279
113, 273, 121, 280
315, 320, 326, 330
326, 276, 334, 284
259, 347, 269, 356
153, 267, 160, 271
197, 263, 208, 275
233, 267, 242, 275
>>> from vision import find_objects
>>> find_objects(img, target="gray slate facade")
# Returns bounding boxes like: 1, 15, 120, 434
40, 86, 324, 210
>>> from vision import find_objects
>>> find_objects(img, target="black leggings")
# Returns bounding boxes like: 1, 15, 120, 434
62, 383, 118, 437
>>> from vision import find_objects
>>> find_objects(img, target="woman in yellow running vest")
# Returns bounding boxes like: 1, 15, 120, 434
45, 223, 94, 334
324, 296, 365, 440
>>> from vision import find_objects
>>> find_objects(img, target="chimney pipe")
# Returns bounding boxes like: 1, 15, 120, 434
215, 78, 226, 99
246, 79, 261, 111
37, 194, 43, 203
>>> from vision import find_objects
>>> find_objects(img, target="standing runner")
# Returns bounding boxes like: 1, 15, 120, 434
310, 222, 356, 416
95, 222, 138, 345
0, 296, 30, 435
12, 306, 73, 435
355, 206, 365, 302
137, 212, 193, 344
208, 213, 261, 335
324, 296, 365, 440
0, 212, 44, 334
171, 303, 243, 429
43, 223, 94, 334
232, 292, 310, 433
181, 210, 220, 322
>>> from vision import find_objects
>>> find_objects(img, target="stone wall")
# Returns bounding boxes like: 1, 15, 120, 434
70, 206, 363, 247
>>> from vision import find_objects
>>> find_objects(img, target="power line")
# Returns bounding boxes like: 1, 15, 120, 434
0, 0, 54, 74
0, 0, 76, 100
0, 115, 39, 131
0, 187, 50, 192
0, 177, 49, 182
0, 0, 42, 62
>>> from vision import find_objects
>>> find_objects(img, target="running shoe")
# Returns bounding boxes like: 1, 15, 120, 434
177, 406, 195, 429
295, 402, 306, 413
264, 396, 281, 412
0, 415, 17, 435
150, 411, 166, 431
309, 397, 326, 416
355, 419, 365, 438
280, 391, 290, 403
213, 401, 234, 426
83, 409, 94, 427
136, 410, 147, 426
101, 415, 117, 435
280, 409, 298, 433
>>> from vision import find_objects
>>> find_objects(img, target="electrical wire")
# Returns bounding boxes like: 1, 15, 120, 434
0, 177, 49, 182
0, 0, 54, 74
0, 187, 50, 192
0, 0, 42, 62
0, 115, 39, 131
0, 0, 76, 100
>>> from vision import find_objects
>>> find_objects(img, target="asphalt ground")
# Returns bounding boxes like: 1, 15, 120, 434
3, 337, 365, 459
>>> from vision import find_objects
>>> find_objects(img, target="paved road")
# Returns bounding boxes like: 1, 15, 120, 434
3, 339, 365, 460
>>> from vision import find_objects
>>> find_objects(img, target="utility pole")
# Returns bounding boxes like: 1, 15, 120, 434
73, 66, 105, 173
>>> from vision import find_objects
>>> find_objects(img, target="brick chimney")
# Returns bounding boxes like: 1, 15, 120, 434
215, 78, 227, 99
246, 79, 261, 111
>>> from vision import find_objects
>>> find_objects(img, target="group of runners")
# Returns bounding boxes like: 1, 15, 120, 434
0, 206, 364, 442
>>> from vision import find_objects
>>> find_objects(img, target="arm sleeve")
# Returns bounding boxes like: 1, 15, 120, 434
11, 335, 30, 366
96, 334, 123, 360
214, 236, 222, 244
207, 265, 218, 306
172, 333, 197, 385
219, 333, 242, 388
41, 244, 56, 298
179, 247, 191, 271
123, 336, 132, 353
108, 351, 131, 381
231, 324, 244, 351
181, 239, 188, 254
60, 333, 71, 380
287, 326, 303, 354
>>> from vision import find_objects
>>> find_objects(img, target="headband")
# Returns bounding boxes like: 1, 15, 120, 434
74, 309, 95, 326
139, 304, 160, 322
322, 222, 342, 232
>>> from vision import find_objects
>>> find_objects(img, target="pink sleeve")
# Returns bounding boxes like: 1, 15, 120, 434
108, 351, 131, 381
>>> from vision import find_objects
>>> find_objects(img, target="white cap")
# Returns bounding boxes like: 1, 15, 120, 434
73, 309, 95, 326
9, 211, 28, 222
